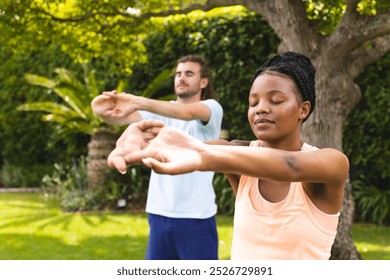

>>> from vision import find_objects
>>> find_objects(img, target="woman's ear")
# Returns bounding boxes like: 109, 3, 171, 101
299, 101, 311, 120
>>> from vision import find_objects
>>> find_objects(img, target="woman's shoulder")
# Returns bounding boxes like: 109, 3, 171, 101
301, 142, 319, 151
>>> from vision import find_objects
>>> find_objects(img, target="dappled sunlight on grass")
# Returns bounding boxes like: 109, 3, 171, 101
0, 193, 149, 259
0, 192, 235, 260
2, 192, 388, 260
216, 215, 234, 260
351, 223, 390, 260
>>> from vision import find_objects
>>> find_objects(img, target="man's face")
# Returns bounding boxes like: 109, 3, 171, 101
174, 61, 207, 100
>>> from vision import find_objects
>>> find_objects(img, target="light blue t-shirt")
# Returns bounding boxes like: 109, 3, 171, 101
139, 99, 223, 218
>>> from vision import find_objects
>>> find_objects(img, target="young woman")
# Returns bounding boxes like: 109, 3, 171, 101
108, 52, 349, 260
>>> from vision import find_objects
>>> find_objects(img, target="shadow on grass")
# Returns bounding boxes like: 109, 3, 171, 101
0, 233, 148, 260
0, 212, 71, 231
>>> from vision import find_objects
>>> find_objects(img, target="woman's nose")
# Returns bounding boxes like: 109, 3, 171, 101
256, 100, 270, 114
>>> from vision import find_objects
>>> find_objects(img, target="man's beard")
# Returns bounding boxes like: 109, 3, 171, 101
175, 88, 199, 99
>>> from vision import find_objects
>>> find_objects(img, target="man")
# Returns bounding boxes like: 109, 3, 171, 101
91, 55, 223, 260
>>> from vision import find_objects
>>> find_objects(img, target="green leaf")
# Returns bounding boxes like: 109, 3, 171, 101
141, 68, 174, 98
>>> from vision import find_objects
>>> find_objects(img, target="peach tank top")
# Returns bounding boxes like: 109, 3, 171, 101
230, 141, 339, 260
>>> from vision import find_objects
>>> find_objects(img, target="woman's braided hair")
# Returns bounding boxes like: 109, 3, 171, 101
252, 51, 316, 122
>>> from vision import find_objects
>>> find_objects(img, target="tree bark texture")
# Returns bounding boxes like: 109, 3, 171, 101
87, 128, 118, 189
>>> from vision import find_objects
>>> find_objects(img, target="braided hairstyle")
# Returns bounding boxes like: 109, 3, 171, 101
252, 52, 316, 122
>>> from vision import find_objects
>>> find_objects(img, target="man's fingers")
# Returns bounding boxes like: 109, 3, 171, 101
109, 109, 126, 118
102, 90, 117, 97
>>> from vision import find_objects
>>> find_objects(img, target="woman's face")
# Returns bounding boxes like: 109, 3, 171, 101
247, 73, 309, 145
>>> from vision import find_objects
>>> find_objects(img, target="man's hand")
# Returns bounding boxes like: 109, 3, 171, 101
91, 90, 117, 116
107, 120, 165, 174
101, 91, 141, 118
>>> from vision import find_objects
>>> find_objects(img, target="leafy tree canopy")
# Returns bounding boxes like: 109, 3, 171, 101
3, 0, 387, 74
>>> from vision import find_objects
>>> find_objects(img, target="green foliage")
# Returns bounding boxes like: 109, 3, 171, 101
129, 9, 279, 141
305, 0, 387, 35
213, 173, 236, 215
0, 161, 53, 188
344, 53, 390, 224
18, 66, 108, 136
0, 161, 24, 188
305, 0, 346, 35
0, 42, 93, 167
41, 156, 94, 212
41, 156, 148, 212
213, 173, 235, 215
352, 179, 390, 225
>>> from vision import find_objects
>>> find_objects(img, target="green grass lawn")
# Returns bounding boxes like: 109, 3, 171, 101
0, 192, 389, 260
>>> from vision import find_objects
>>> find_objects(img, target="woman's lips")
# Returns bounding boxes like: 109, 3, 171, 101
254, 118, 274, 124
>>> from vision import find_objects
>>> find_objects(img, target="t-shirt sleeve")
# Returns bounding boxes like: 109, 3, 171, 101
201, 99, 223, 130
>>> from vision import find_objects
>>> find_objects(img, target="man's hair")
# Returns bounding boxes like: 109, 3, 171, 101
177, 55, 216, 100
252, 51, 316, 122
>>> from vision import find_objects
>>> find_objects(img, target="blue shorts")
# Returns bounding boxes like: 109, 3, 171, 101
145, 213, 218, 260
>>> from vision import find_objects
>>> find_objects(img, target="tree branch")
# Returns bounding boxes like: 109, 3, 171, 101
30, 6, 126, 23
261, 0, 321, 55
330, 4, 390, 58
31, 0, 246, 31
345, 0, 360, 15
348, 34, 390, 78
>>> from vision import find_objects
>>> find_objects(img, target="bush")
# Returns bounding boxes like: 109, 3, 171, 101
344, 52, 390, 224
0, 160, 53, 188
0, 160, 24, 188
41, 156, 148, 212
214, 173, 235, 215
352, 178, 390, 225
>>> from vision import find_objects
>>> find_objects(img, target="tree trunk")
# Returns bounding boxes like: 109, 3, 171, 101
87, 128, 118, 189
330, 178, 362, 259
301, 63, 362, 259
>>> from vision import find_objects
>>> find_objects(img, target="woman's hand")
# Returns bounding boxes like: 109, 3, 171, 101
141, 126, 206, 175
107, 120, 165, 174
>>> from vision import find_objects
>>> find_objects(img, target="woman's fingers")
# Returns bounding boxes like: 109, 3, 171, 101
107, 147, 128, 174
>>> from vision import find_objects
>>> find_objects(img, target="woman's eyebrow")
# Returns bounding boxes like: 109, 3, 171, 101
249, 89, 288, 96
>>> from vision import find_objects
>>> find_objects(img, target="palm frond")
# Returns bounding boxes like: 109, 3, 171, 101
43, 114, 95, 135
54, 68, 88, 95
24, 74, 58, 88
82, 66, 100, 100
25, 69, 98, 120
17, 102, 74, 115
51, 86, 90, 119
